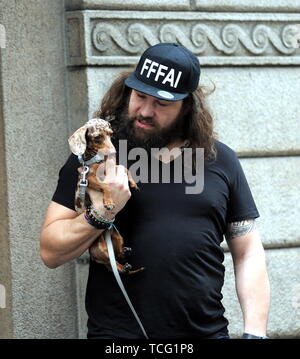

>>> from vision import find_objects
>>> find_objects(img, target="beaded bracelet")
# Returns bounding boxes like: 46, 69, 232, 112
87, 206, 115, 224
84, 206, 115, 230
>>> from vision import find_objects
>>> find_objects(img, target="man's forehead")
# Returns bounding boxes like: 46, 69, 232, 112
132, 89, 182, 104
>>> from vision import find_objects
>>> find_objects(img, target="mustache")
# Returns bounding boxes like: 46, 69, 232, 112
127, 115, 158, 128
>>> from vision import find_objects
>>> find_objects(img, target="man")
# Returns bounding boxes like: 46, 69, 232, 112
40, 43, 270, 339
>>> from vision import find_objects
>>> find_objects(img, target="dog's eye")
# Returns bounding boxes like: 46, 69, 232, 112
94, 135, 103, 142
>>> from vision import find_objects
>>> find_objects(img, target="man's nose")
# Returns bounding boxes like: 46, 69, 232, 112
139, 100, 155, 118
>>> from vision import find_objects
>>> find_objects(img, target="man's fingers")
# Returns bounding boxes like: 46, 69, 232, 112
96, 163, 106, 182
104, 158, 117, 180
96, 159, 129, 186
118, 166, 130, 190
96, 158, 115, 181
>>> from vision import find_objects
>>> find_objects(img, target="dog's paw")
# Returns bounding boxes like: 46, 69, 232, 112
122, 263, 132, 274
131, 184, 140, 192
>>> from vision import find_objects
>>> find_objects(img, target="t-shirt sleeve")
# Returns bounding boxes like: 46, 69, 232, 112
51, 154, 80, 211
226, 152, 260, 223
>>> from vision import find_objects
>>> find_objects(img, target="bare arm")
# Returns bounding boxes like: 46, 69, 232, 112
39, 202, 105, 268
226, 220, 270, 336
40, 159, 131, 269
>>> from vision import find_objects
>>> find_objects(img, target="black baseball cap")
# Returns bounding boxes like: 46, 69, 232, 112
125, 43, 200, 101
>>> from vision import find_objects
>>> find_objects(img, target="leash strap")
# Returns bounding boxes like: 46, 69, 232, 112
104, 230, 149, 339
78, 153, 148, 337
78, 165, 89, 203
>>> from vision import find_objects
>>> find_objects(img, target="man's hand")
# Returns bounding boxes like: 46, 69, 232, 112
87, 158, 132, 220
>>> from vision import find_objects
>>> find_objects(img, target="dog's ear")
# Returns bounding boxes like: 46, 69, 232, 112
68, 125, 88, 155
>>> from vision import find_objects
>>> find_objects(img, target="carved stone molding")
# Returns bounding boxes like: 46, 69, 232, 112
65, 11, 300, 66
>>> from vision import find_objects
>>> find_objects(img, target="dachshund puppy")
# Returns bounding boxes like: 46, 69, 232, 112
68, 118, 144, 275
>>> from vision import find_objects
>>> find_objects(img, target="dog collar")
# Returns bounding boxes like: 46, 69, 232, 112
77, 152, 105, 166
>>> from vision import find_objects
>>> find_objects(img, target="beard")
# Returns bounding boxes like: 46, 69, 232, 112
111, 106, 185, 153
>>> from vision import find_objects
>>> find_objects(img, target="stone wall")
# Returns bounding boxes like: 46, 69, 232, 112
0, 0, 299, 339
65, 1, 300, 339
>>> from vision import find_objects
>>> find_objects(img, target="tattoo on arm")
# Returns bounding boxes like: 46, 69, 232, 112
225, 219, 256, 241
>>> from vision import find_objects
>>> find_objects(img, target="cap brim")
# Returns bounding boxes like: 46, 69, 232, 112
124, 73, 188, 102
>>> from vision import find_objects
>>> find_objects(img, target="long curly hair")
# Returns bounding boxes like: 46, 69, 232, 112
93, 71, 217, 162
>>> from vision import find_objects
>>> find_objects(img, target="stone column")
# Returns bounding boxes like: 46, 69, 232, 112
0, 0, 77, 338
0, 43, 12, 339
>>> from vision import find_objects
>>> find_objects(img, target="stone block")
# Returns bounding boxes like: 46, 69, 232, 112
202, 67, 300, 155
65, 0, 190, 11
222, 247, 300, 338
67, 68, 89, 134
67, 67, 130, 135
240, 157, 300, 248
194, 0, 300, 13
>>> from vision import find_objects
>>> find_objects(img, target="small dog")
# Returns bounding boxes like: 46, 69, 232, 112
68, 118, 144, 274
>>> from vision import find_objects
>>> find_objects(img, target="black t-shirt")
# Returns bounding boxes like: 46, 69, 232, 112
52, 140, 259, 339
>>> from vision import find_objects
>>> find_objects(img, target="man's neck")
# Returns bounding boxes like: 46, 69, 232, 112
165, 139, 187, 150
154, 139, 188, 163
